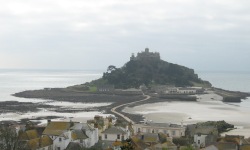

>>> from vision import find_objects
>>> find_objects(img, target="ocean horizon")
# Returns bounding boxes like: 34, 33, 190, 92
0, 69, 250, 126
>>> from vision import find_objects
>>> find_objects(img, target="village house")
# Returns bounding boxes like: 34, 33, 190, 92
18, 129, 53, 150
101, 126, 130, 141
87, 115, 116, 140
133, 122, 186, 138
69, 122, 98, 148
177, 87, 197, 94
97, 84, 114, 92
42, 121, 73, 150
240, 137, 250, 150
131, 132, 177, 150
42, 121, 98, 150
192, 126, 218, 148
153, 85, 204, 95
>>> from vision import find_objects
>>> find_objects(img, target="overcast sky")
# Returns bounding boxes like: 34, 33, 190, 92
0, 0, 250, 72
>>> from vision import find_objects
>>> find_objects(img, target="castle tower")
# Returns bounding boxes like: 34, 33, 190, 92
145, 48, 149, 53
130, 53, 135, 60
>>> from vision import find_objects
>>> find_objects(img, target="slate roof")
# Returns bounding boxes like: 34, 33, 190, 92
240, 145, 250, 150
65, 142, 83, 150
26, 135, 53, 150
138, 122, 183, 128
43, 122, 72, 136
19, 130, 39, 141
205, 145, 218, 150
102, 126, 126, 134
143, 133, 159, 143
70, 123, 94, 131
112, 141, 123, 147
71, 130, 88, 140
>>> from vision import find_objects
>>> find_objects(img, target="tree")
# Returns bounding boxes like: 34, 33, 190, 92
121, 139, 134, 150
107, 65, 117, 73
0, 125, 19, 150
181, 145, 195, 150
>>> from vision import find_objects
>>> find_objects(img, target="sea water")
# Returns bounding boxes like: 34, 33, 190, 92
0, 69, 102, 102
198, 71, 250, 109
0, 69, 250, 122
0, 69, 105, 122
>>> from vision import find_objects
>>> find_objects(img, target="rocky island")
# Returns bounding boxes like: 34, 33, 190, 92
14, 48, 249, 104
12, 48, 250, 125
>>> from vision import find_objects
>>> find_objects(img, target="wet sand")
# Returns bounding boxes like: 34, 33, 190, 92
123, 92, 250, 138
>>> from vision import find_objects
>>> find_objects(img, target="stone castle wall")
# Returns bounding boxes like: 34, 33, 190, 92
130, 48, 160, 61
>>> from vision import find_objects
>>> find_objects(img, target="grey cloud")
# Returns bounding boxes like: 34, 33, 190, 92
0, 0, 250, 71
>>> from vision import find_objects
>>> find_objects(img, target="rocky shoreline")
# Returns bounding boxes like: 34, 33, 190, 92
7, 87, 250, 124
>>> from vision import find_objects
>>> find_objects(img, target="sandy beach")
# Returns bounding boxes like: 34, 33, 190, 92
123, 92, 250, 138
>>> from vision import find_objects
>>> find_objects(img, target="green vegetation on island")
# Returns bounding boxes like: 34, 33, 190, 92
86, 48, 211, 89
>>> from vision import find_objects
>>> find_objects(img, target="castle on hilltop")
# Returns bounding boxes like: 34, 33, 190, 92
130, 48, 160, 61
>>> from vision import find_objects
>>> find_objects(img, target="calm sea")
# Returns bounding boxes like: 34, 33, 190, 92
0, 69, 102, 102
0, 69, 249, 103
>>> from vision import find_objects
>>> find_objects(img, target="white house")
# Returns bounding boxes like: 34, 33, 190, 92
70, 123, 98, 148
177, 87, 197, 94
42, 121, 98, 150
133, 122, 185, 138
194, 133, 207, 148
101, 126, 130, 141
165, 87, 178, 94
18, 129, 53, 150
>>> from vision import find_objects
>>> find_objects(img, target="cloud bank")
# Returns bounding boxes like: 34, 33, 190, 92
0, 0, 249, 71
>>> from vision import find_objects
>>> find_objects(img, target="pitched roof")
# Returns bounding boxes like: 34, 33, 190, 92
143, 133, 159, 143
27, 135, 53, 150
240, 145, 250, 150
216, 142, 237, 150
205, 145, 218, 150
70, 123, 94, 131
43, 122, 72, 136
112, 141, 123, 146
71, 130, 88, 140
136, 122, 183, 128
19, 130, 39, 141
26, 130, 39, 140
66, 142, 82, 150
102, 126, 126, 134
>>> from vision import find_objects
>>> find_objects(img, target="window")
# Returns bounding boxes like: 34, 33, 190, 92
198, 140, 200, 144
105, 134, 107, 139
57, 147, 60, 150
164, 130, 167, 134
172, 131, 176, 136
117, 134, 120, 139
147, 129, 150, 133
138, 128, 140, 132
152, 129, 154, 133
122, 135, 124, 141
59, 138, 62, 142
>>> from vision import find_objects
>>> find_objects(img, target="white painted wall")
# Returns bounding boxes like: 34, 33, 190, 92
102, 133, 128, 142
194, 134, 207, 148
133, 124, 185, 138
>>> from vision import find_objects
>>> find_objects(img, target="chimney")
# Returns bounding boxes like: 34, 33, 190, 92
47, 120, 51, 125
